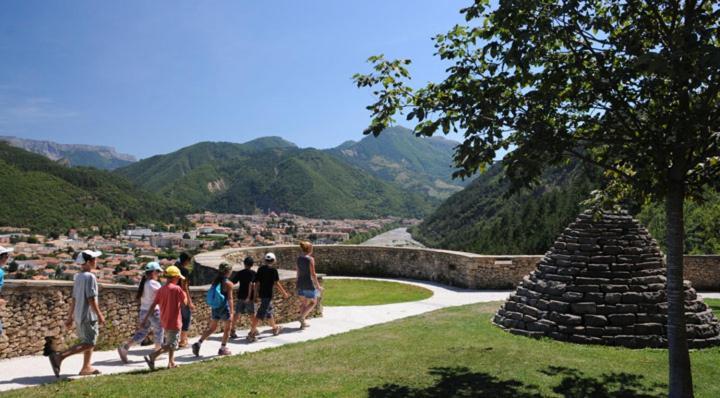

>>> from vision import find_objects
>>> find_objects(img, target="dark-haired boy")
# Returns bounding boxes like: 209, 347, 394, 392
248, 253, 289, 341
230, 256, 256, 338
176, 252, 195, 348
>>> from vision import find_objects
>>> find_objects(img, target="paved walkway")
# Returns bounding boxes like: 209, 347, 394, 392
0, 277, 511, 392
360, 228, 425, 248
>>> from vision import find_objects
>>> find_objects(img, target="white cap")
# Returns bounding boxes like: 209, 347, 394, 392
0, 246, 13, 256
75, 250, 102, 264
264, 252, 276, 262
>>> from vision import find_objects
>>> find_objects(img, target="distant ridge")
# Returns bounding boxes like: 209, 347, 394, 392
0, 136, 136, 170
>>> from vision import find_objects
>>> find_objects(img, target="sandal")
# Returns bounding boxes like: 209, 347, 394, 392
272, 326, 283, 336
79, 368, 102, 376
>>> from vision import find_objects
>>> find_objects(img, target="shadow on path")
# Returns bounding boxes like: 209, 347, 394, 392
368, 366, 666, 398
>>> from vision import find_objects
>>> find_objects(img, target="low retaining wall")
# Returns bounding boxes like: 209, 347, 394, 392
0, 275, 320, 360
197, 245, 542, 290
196, 246, 720, 291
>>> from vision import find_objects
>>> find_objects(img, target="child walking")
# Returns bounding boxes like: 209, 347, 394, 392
49, 250, 105, 377
142, 265, 187, 370
176, 252, 195, 348
192, 263, 234, 356
296, 241, 323, 329
0, 246, 13, 336
248, 253, 289, 342
117, 262, 164, 363
230, 256, 256, 339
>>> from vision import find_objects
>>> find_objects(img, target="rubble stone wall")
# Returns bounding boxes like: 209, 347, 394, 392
0, 276, 320, 359
204, 246, 720, 291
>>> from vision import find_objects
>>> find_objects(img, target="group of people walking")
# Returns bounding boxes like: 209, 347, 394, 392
45, 241, 323, 377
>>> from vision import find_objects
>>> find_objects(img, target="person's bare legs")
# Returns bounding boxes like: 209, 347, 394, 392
80, 347, 94, 374
200, 320, 218, 341
299, 297, 317, 327
221, 321, 231, 345
167, 349, 176, 368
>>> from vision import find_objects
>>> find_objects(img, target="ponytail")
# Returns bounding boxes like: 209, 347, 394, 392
136, 272, 149, 301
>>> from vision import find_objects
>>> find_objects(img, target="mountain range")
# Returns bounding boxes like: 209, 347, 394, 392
0, 136, 136, 170
0, 142, 189, 233
116, 136, 434, 219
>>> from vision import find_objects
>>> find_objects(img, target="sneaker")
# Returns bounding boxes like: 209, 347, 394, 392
49, 352, 61, 378
117, 344, 129, 364
300, 320, 309, 330
247, 330, 257, 342
143, 355, 155, 371
230, 330, 239, 339
192, 342, 201, 357
218, 346, 231, 356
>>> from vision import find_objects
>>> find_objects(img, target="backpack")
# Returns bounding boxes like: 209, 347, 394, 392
206, 282, 226, 309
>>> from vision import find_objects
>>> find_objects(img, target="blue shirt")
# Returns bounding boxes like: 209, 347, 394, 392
0, 267, 4, 291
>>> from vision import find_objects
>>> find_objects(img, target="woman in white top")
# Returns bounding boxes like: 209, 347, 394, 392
117, 262, 164, 364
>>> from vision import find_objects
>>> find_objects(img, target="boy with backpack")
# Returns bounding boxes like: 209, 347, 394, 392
192, 262, 234, 356
141, 265, 187, 370
248, 253, 289, 342
230, 256, 256, 339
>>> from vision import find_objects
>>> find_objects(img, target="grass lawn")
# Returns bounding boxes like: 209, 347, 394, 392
320, 278, 433, 306
4, 299, 720, 398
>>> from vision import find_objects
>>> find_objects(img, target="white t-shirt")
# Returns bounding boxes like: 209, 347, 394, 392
140, 279, 162, 311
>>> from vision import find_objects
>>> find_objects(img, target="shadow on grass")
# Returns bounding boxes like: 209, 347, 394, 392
368, 366, 665, 398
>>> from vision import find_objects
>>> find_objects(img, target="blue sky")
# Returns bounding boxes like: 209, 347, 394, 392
0, 1, 470, 159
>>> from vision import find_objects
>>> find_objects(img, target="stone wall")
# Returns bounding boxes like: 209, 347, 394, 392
684, 256, 720, 290
201, 246, 543, 290
0, 276, 320, 360
198, 246, 720, 292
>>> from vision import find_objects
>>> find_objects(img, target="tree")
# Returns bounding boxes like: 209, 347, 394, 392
354, 1, 720, 396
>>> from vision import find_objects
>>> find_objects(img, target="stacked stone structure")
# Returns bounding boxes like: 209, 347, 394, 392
493, 210, 720, 349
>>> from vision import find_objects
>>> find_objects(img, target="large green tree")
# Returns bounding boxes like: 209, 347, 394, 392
354, 1, 720, 396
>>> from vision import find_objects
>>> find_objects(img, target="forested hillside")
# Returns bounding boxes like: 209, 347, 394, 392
0, 143, 189, 234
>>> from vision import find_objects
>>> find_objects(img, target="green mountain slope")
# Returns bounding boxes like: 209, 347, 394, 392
0, 143, 189, 233
412, 161, 598, 254
327, 126, 467, 200
117, 139, 433, 219
413, 160, 720, 255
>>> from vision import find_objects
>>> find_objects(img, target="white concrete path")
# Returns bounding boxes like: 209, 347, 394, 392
0, 277, 511, 393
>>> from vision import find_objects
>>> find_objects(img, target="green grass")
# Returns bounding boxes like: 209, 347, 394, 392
321, 279, 434, 306
5, 300, 720, 398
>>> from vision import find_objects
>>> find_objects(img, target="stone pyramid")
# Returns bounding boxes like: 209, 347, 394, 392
493, 210, 720, 348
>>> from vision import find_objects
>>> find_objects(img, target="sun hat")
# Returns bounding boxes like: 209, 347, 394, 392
218, 262, 232, 273
0, 246, 13, 256
264, 252, 276, 262
165, 265, 185, 279
75, 249, 102, 264
145, 262, 163, 272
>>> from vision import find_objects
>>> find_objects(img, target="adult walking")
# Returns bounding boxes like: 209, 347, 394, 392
296, 241, 322, 329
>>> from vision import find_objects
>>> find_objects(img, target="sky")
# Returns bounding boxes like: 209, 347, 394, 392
0, 1, 471, 159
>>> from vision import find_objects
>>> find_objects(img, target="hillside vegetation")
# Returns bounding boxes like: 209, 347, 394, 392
413, 160, 720, 255
117, 138, 433, 219
0, 143, 189, 234
328, 126, 467, 200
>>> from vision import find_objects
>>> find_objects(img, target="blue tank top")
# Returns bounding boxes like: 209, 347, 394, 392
296, 255, 314, 291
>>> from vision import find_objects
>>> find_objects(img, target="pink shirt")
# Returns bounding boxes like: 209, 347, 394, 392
156, 282, 186, 330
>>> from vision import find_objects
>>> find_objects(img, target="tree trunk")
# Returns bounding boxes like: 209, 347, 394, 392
665, 183, 693, 398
